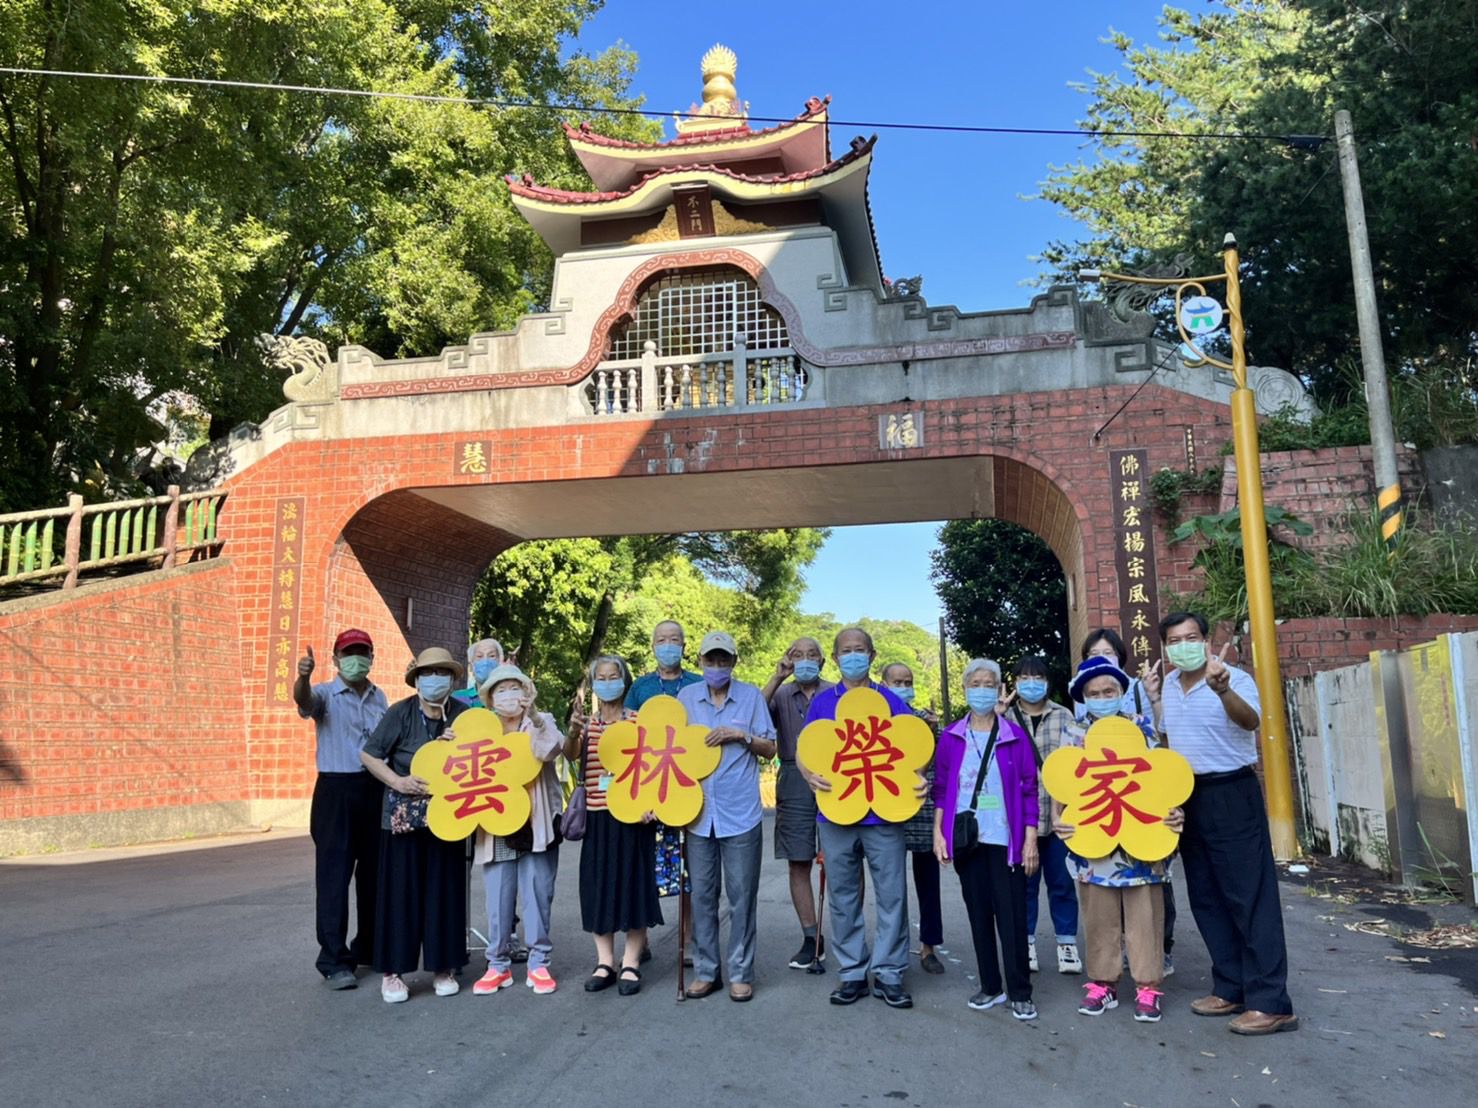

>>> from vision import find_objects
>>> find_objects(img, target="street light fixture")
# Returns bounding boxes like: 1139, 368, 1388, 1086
1080, 234, 1297, 860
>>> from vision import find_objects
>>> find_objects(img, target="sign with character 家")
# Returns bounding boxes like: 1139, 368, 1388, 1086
411, 708, 543, 840
795, 688, 934, 824
1041, 716, 1193, 861
598, 695, 723, 826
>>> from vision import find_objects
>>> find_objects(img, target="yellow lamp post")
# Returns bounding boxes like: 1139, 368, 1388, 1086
1082, 234, 1297, 860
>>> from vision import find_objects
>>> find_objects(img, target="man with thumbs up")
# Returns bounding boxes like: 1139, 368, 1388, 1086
1155, 612, 1296, 1036
293, 629, 389, 989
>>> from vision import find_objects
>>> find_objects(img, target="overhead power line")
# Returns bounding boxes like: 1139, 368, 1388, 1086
0, 66, 1329, 146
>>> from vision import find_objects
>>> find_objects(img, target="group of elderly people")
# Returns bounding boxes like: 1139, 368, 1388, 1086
295, 610, 1295, 1035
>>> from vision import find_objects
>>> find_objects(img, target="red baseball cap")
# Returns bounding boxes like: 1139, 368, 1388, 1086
334, 628, 374, 653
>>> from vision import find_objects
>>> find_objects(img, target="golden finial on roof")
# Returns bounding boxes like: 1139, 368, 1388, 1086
674, 43, 749, 135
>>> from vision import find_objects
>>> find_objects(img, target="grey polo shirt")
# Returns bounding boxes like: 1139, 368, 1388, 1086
769, 678, 836, 762
678, 679, 777, 838
1161, 665, 1262, 774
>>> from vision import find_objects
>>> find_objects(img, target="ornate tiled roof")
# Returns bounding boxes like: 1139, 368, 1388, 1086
562, 96, 830, 152
506, 133, 874, 205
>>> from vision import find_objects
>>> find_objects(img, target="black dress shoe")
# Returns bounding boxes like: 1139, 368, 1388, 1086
584, 964, 616, 992
873, 980, 914, 1009
829, 977, 870, 1005
617, 966, 642, 996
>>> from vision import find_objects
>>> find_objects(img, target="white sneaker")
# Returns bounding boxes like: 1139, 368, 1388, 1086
381, 974, 409, 1004
1057, 942, 1083, 974
433, 973, 460, 997
1027, 938, 1039, 973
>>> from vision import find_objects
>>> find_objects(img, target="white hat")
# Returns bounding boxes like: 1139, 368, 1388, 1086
698, 631, 738, 657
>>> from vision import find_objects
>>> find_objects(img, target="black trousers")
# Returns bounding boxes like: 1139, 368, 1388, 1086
1163, 878, 1177, 953
911, 849, 943, 947
374, 827, 469, 976
1179, 769, 1293, 1014
956, 843, 1031, 1002
310, 772, 383, 976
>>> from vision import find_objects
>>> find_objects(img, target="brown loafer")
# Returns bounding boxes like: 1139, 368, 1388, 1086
1230, 1010, 1299, 1035
684, 978, 723, 999
728, 982, 753, 1002
1191, 994, 1245, 1017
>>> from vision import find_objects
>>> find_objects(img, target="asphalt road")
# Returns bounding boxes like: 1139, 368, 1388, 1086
2, 820, 1474, 1108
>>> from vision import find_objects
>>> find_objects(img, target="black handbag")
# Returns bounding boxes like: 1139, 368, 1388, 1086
951, 718, 1000, 859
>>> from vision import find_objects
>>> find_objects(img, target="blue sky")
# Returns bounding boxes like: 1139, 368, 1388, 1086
577, 1, 1171, 628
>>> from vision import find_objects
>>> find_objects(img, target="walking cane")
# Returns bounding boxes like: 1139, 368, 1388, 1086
676, 827, 689, 1001
809, 849, 828, 974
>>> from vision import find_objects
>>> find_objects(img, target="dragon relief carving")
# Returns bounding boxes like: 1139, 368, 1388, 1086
261, 334, 339, 404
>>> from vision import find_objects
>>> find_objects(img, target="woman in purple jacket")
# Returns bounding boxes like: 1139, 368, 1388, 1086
932, 658, 1041, 1021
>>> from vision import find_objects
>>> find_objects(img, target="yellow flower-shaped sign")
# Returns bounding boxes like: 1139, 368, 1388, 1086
597, 695, 722, 827
1041, 716, 1194, 861
795, 688, 934, 825
410, 708, 543, 841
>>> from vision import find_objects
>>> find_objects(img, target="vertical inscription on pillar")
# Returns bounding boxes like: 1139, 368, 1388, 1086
1109, 450, 1160, 676
268, 497, 306, 705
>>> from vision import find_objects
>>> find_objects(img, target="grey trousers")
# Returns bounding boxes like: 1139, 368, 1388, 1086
818, 820, 910, 986
484, 847, 559, 972
687, 822, 763, 984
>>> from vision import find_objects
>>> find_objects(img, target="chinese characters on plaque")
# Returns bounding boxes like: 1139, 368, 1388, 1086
672, 184, 715, 238
879, 411, 924, 450
454, 440, 490, 478
597, 696, 722, 826
1041, 716, 1193, 861
795, 688, 935, 825
1108, 449, 1161, 676
267, 497, 305, 704
412, 708, 544, 840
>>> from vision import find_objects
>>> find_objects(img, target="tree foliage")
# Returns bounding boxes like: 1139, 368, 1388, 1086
929, 519, 1071, 695
1039, 1, 1478, 412
0, 0, 655, 510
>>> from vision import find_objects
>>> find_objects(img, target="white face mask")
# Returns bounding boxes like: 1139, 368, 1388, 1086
492, 688, 525, 716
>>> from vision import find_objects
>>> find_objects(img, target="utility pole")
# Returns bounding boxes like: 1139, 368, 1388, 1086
937, 616, 952, 721
1334, 109, 1403, 550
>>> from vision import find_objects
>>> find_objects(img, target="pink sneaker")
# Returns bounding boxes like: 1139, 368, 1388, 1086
473, 967, 513, 995
1078, 980, 1118, 1015
526, 967, 557, 994
1134, 986, 1164, 1022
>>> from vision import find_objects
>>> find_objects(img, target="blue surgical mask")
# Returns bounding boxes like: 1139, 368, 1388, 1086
1085, 696, 1122, 719
890, 685, 916, 705
792, 659, 821, 684
654, 643, 683, 669
965, 687, 999, 714
703, 666, 732, 689
471, 658, 498, 685
593, 678, 626, 703
1016, 678, 1048, 704
417, 674, 452, 703
837, 653, 871, 681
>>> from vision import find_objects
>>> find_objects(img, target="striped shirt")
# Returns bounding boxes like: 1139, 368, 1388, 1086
579, 711, 634, 812
1161, 665, 1262, 773
297, 675, 388, 773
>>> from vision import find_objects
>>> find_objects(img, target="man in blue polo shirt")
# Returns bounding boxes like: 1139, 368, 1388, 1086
627, 619, 702, 709
800, 627, 917, 1010
1152, 611, 1296, 1036
293, 628, 388, 990
678, 631, 777, 1002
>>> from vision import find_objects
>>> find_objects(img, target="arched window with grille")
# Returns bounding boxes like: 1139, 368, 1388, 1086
586, 267, 808, 414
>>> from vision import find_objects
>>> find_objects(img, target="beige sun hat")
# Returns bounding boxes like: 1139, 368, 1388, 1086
477, 662, 537, 703
403, 646, 466, 687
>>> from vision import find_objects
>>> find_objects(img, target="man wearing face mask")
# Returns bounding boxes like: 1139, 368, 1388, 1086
1154, 611, 1296, 1036
453, 638, 504, 707
880, 662, 946, 976
760, 637, 834, 970
626, 620, 702, 710
800, 628, 918, 1010
676, 632, 777, 1001
1000, 656, 1081, 976
360, 647, 472, 1003
294, 629, 389, 990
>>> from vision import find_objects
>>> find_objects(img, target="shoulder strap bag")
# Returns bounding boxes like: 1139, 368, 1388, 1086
950, 718, 1000, 859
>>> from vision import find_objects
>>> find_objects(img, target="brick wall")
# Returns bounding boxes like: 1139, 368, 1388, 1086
0, 560, 251, 851
1276, 615, 1478, 678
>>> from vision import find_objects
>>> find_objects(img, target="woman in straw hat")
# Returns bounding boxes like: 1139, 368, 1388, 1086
360, 646, 470, 1004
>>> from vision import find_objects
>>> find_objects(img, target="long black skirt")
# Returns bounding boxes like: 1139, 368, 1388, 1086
374, 828, 468, 975
579, 809, 664, 934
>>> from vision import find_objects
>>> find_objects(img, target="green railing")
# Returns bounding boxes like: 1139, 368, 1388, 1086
0, 486, 227, 592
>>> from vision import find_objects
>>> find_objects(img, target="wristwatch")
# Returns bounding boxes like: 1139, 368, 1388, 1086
742, 732, 753, 747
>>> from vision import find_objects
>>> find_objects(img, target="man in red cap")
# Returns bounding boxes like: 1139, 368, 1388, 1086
293, 629, 389, 989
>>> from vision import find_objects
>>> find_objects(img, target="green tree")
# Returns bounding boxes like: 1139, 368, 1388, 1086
929, 519, 1071, 695
1038, 1, 1478, 412
0, 0, 654, 510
